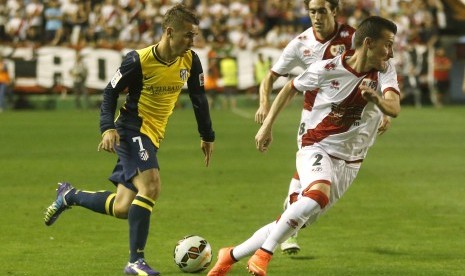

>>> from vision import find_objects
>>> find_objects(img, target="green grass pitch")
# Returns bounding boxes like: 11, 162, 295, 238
1, 98, 464, 275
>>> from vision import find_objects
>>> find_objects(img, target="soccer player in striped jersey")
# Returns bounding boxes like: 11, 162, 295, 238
208, 16, 400, 276
44, 4, 214, 276
255, 0, 393, 254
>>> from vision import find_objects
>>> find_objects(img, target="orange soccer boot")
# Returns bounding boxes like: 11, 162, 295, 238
246, 248, 272, 276
207, 247, 236, 276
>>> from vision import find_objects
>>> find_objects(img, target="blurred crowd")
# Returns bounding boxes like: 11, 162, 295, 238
0, 0, 447, 50
0, 0, 455, 107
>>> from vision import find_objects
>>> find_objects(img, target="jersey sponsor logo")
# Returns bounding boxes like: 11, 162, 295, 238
110, 69, 122, 88
142, 84, 184, 95
329, 103, 363, 127
180, 69, 188, 81
199, 72, 204, 86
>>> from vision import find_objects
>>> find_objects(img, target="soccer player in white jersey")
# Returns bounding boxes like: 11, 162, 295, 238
255, 0, 393, 254
208, 16, 400, 276
255, 0, 353, 126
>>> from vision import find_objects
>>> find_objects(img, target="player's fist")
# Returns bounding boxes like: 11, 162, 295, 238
255, 126, 273, 152
360, 84, 380, 104
98, 129, 120, 153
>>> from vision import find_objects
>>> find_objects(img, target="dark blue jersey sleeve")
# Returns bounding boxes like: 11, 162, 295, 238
188, 50, 215, 142
100, 51, 141, 134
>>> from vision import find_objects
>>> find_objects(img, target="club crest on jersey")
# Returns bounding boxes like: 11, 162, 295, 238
180, 69, 188, 81
139, 150, 149, 161
324, 62, 336, 71
330, 44, 346, 56
361, 78, 377, 90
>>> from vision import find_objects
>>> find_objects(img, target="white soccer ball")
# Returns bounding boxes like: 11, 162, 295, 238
173, 235, 212, 273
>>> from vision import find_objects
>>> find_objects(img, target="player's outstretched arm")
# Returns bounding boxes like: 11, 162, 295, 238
255, 80, 297, 152
255, 71, 278, 124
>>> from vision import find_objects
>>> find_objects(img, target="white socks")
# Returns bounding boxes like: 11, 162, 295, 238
232, 197, 321, 260
262, 197, 320, 252
232, 222, 275, 260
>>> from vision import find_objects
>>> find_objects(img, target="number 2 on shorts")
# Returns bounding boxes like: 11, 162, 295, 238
313, 154, 323, 166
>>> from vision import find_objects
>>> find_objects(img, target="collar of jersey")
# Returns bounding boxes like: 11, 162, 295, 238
152, 44, 178, 66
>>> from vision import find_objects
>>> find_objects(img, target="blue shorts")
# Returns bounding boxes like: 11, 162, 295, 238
109, 129, 159, 192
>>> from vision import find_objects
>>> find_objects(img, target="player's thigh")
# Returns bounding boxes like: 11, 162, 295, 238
296, 146, 333, 189
110, 130, 160, 192
302, 158, 360, 225
132, 168, 161, 199
328, 161, 360, 205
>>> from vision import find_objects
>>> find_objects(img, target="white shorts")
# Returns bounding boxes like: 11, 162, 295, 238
295, 145, 361, 224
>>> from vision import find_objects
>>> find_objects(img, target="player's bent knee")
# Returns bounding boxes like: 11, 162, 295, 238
142, 183, 160, 200
302, 181, 330, 208
303, 189, 329, 208
113, 200, 131, 219
134, 169, 161, 200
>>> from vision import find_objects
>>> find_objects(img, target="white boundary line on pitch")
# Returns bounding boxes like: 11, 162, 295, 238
231, 108, 254, 119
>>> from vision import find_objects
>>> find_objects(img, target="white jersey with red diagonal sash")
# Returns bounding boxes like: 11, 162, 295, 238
292, 50, 400, 162
271, 23, 355, 77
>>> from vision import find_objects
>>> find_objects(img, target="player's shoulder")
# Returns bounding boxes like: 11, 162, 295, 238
125, 49, 139, 60
120, 50, 141, 70
310, 55, 340, 72
319, 52, 347, 74
380, 60, 398, 75
135, 45, 154, 58
188, 48, 198, 55
337, 23, 356, 37
290, 27, 315, 44
340, 23, 356, 32
185, 49, 199, 65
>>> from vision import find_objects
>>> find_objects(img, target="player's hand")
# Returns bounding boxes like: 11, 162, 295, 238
360, 85, 380, 105
255, 126, 273, 152
201, 140, 214, 167
98, 129, 120, 153
254, 105, 269, 124
378, 115, 391, 135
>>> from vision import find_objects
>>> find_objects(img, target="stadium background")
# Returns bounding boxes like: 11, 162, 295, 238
1, 0, 465, 109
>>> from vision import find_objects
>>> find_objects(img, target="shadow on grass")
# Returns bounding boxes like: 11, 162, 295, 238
370, 247, 408, 256
289, 255, 317, 260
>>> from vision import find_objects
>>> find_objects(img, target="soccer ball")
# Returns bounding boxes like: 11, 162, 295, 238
173, 235, 212, 273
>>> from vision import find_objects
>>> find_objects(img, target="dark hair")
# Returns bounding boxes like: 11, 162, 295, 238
353, 16, 397, 48
304, 0, 339, 10
162, 4, 199, 30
